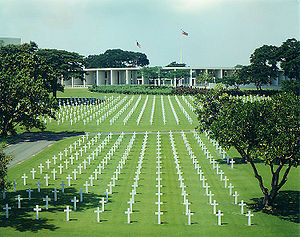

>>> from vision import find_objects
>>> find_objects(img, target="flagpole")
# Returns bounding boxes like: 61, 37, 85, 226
180, 48, 183, 64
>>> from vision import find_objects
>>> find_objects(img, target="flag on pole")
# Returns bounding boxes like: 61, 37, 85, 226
181, 29, 189, 37
136, 41, 141, 48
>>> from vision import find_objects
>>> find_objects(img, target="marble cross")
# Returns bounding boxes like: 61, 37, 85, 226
125, 207, 132, 224
12, 180, 17, 192
52, 155, 57, 165
155, 210, 163, 224
72, 169, 78, 180
94, 207, 102, 223
38, 163, 44, 174
26, 187, 33, 200
230, 159, 235, 168
30, 168, 36, 179
211, 200, 219, 214
58, 164, 64, 174
66, 175, 73, 186
52, 188, 59, 201
64, 206, 72, 221
84, 181, 90, 193
33, 205, 42, 220
245, 211, 254, 226
43, 195, 51, 210
3, 204, 11, 218
186, 209, 193, 225
16, 195, 23, 208
78, 188, 84, 202
60, 181, 66, 193
22, 173, 28, 186
71, 196, 79, 211
51, 168, 57, 180
45, 159, 51, 169
44, 174, 50, 186
36, 180, 42, 192
233, 191, 239, 204
99, 197, 105, 212
216, 210, 223, 226
238, 200, 246, 215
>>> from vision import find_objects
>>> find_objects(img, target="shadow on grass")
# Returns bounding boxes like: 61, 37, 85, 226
0, 187, 104, 232
247, 190, 299, 223
7, 131, 86, 145
216, 157, 264, 165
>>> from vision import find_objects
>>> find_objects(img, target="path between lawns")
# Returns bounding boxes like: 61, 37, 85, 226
4, 130, 197, 168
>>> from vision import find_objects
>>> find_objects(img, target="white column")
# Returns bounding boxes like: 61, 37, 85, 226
220, 69, 223, 78
142, 74, 144, 85
110, 70, 113, 85
126, 70, 129, 84
83, 74, 86, 87
189, 69, 193, 86
96, 70, 99, 86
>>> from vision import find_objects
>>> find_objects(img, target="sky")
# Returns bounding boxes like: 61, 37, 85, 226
0, 0, 299, 67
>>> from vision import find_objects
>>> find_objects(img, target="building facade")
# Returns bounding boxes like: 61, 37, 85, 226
62, 67, 287, 89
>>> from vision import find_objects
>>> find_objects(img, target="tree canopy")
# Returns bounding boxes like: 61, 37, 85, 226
0, 42, 58, 136
37, 48, 85, 98
196, 88, 299, 209
85, 49, 149, 68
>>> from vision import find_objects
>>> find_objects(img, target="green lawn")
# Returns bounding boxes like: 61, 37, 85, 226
1, 88, 298, 236
1, 132, 299, 236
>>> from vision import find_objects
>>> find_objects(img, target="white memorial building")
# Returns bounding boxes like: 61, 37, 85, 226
62, 67, 286, 88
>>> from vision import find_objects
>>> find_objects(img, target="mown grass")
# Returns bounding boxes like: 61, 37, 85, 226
1, 132, 299, 236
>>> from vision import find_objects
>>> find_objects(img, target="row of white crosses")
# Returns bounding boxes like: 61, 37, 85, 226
123, 95, 142, 125
150, 95, 156, 125
125, 132, 148, 224
105, 133, 136, 198
168, 95, 179, 125
136, 95, 149, 125
181, 95, 195, 112
55, 96, 115, 126
175, 95, 193, 124
181, 131, 223, 225
169, 131, 193, 225
192, 131, 254, 226
96, 96, 122, 125
206, 134, 232, 166
4, 133, 121, 221
96, 96, 128, 126
155, 131, 163, 225
161, 95, 166, 125
229, 94, 271, 103
110, 96, 134, 125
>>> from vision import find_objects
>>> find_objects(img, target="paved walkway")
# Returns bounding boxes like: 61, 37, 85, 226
4, 132, 84, 168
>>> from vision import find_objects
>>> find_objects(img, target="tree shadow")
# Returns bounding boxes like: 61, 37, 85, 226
247, 190, 299, 223
7, 131, 86, 145
216, 157, 264, 165
0, 187, 103, 232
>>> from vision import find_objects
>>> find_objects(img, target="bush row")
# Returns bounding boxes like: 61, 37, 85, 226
89, 85, 173, 95
89, 85, 282, 96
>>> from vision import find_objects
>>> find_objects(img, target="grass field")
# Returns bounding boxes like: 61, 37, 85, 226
1, 88, 299, 236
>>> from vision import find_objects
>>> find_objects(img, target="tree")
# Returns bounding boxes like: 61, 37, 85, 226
196, 72, 215, 88
37, 49, 85, 98
277, 38, 300, 80
196, 89, 299, 209
221, 65, 249, 90
140, 66, 162, 84
0, 43, 58, 136
0, 148, 12, 190
241, 45, 278, 90
85, 49, 149, 68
